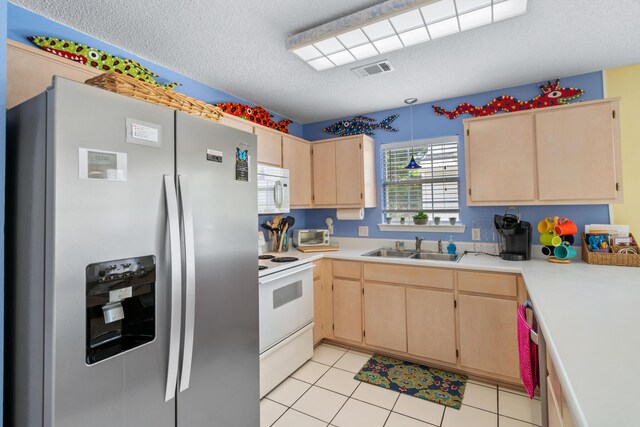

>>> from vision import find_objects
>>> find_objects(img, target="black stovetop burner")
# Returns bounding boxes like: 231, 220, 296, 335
258, 265, 268, 271
270, 257, 299, 263
259, 255, 275, 260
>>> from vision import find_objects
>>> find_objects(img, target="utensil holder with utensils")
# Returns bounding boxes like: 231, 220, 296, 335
261, 215, 295, 253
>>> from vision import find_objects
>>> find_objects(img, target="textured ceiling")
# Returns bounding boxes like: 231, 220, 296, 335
11, 0, 640, 123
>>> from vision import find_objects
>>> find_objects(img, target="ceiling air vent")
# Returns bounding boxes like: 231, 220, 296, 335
351, 60, 394, 78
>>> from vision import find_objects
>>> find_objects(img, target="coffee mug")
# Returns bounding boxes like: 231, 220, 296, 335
537, 217, 554, 233
554, 217, 578, 236
541, 246, 555, 256
562, 234, 575, 245
554, 242, 577, 260
551, 235, 563, 247
540, 230, 557, 246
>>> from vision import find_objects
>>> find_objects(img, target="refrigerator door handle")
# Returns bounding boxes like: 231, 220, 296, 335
178, 175, 196, 392
164, 175, 183, 402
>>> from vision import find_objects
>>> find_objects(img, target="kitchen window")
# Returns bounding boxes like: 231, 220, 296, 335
381, 137, 460, 224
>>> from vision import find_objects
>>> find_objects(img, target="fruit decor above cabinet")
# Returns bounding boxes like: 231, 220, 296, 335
464, 98, 623, 206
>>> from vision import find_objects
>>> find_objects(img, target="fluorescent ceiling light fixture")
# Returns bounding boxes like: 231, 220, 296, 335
390, 9, 425, 32
287, 0, 528, 71
337, 29, 369, 48
455, 0, 491, 13
327, 50, 357, 66
363, 19, 396, 40
349, 43, 379, 60
420, 0, 456, 24
427, 16, 460, 39
494, 0, 528, 21
308, 57, 335, 71
459, 6, 492, 31
373, 35, 404, 53
399, 26, 430, 46
313, 37, 344, 55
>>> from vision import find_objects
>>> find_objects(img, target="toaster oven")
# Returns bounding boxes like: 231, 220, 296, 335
293, 229, 330, 247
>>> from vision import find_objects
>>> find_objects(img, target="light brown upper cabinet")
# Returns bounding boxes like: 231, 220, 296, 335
282, 135, 313, 208
311, 141, 337, 205
466, 114, 536, 203
464, 98, 622, 206
311, 135, 377, 208
219, 114, 254, 133
536, 101, 621, 202
8, 40, 103, 109
253, 126, 283, 167
219, 114, 284, 167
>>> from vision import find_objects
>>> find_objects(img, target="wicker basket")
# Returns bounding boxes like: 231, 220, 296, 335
85, 73, 223, 122
581, 233, 640, 267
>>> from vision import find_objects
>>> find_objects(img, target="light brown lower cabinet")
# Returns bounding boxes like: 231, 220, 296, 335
406, 288, 457, 364
332, 278, 362, 343
363, 282, 406, 352
326, 261, 523, 386
458, 294, 519, 379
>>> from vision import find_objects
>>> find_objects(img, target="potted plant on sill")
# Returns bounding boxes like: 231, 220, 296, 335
433, 216, 441, 225
413, 211, 428, 225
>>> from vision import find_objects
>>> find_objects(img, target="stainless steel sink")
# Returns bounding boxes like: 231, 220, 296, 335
361, 248, 462, 262
410, 252, 462, 262
361, 249, 415, 258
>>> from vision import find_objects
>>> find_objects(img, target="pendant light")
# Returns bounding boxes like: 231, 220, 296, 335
404, 97, 421, 169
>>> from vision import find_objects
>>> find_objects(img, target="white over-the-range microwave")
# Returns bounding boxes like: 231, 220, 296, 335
257, 164, 290, 214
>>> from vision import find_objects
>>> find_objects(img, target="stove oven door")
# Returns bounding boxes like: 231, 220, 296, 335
258, 263, 314, 353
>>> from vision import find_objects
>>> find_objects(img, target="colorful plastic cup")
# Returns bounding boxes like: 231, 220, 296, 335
541, 246, 555, 256
554, 242, 577, 260
554, 217, 578, 236
540, 230, 557, 246
537, 217, 554, 233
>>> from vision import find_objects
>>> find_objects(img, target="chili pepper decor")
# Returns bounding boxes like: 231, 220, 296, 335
29, 36, 181, 89
432, 80, 584, 119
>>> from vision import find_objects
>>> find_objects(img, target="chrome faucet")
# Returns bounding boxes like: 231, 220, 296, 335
437, 240, 443, 254
415, 236, 423, 252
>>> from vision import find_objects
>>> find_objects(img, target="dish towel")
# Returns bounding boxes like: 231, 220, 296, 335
517, 303, 539, 398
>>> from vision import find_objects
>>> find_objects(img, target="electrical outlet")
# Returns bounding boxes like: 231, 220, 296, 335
472, 228, 481, 241
358, 226, 369, 237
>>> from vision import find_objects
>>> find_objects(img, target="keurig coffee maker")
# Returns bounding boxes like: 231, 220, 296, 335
494, 207, 532, 261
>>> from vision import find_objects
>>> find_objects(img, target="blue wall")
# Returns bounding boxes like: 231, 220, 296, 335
1, 0, 6, 423
303, 72, 610, 242
7, 4, 303, 138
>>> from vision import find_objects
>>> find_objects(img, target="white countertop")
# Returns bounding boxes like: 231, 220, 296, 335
259, 238, 640, 427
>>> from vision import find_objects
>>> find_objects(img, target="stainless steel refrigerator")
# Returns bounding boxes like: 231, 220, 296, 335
6, 77, 259, 426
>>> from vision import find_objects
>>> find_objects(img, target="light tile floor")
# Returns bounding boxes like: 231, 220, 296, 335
262, 344, 542, 427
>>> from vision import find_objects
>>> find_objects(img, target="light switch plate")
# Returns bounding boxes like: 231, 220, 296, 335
358, 226, 369, 237
472, 228, 481, 241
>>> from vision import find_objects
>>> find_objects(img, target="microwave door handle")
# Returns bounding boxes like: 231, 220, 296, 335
178, 175, 196, 393
274, 180, 282, 208
163, 175, 182, 402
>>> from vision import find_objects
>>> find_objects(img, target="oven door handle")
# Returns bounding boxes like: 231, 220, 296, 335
259, 263, 314, 285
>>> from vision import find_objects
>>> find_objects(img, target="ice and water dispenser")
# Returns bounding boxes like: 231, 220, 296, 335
86, 255, 156, 364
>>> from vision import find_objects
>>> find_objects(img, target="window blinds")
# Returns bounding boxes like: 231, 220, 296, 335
381, 138, 460, 218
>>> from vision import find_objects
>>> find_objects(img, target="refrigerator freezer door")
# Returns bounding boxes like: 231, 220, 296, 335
175, 112, 259, 426
46, 78, 176, 427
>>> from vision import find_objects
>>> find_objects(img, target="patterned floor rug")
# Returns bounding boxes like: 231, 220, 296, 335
354, 354, 467, 409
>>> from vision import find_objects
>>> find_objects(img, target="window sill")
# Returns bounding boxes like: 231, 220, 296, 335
377, 223, 467, 233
